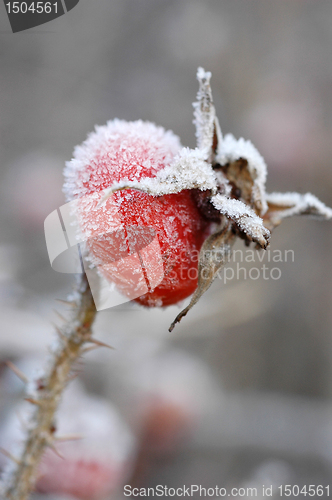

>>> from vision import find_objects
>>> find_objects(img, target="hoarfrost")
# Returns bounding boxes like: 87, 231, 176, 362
266, 191, 332, 220
64, 119, 182, 202
212, 194, 270, 248
100, 147, 218, 204
61, 66, 332, 331
193, 67, 222, 161
217, 133, 268, 214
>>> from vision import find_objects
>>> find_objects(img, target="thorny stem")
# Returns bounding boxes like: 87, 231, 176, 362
1, 273, 97, 500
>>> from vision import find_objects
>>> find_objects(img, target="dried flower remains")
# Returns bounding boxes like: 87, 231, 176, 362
66, 68, 332, 331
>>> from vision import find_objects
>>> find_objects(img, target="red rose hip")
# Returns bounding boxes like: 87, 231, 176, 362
64, 120, 210, 307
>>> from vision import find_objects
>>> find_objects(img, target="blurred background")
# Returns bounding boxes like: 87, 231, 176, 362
1, 1, 332, 498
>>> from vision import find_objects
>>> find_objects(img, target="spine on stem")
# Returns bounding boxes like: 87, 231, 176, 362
1, 273, 97, 500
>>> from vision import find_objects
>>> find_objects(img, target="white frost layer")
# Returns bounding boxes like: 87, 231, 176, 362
197, 66, 212, 82
266, 191, 332, 220
100, 147, 218, 203
212, 194, 270, 247
157, 147, 217, 192
217, 133, 268, 214
64, 119, 182, 201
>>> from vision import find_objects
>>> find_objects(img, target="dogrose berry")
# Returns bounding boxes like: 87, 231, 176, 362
64, 68, 332, 328
63, 120, 211, 307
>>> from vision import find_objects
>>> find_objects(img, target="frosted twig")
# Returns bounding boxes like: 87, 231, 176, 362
0, 273, 97, 500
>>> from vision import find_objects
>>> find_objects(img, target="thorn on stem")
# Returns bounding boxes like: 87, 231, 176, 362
53, 309, 67, 322
55, 298, 77, 308
55, 434, 83, 442
24, 398, 42, 406
48, 443, 65, 460
81, 345, 100, 355
89, 338, 115, 350
5, 360, 28, 384
0, 448, 21, 465
67, 372, 81, 382
52, 322, 66, 340
15, 410, 27, 430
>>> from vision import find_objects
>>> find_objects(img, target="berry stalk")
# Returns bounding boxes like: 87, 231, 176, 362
1, 273, 97, 500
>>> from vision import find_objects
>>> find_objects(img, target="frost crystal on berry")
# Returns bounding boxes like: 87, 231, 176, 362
65, 68, 332, 331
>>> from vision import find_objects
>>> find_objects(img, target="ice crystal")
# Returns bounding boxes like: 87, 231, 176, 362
64, 119, 182, 202
217, 133, 268, 214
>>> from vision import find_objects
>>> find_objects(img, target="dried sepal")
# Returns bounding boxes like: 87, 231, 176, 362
194, 67, 222, 162
211, 194, 270, 249
169, 224, 235, 332
264, 191, 332, 231
216, 134, 268, 215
